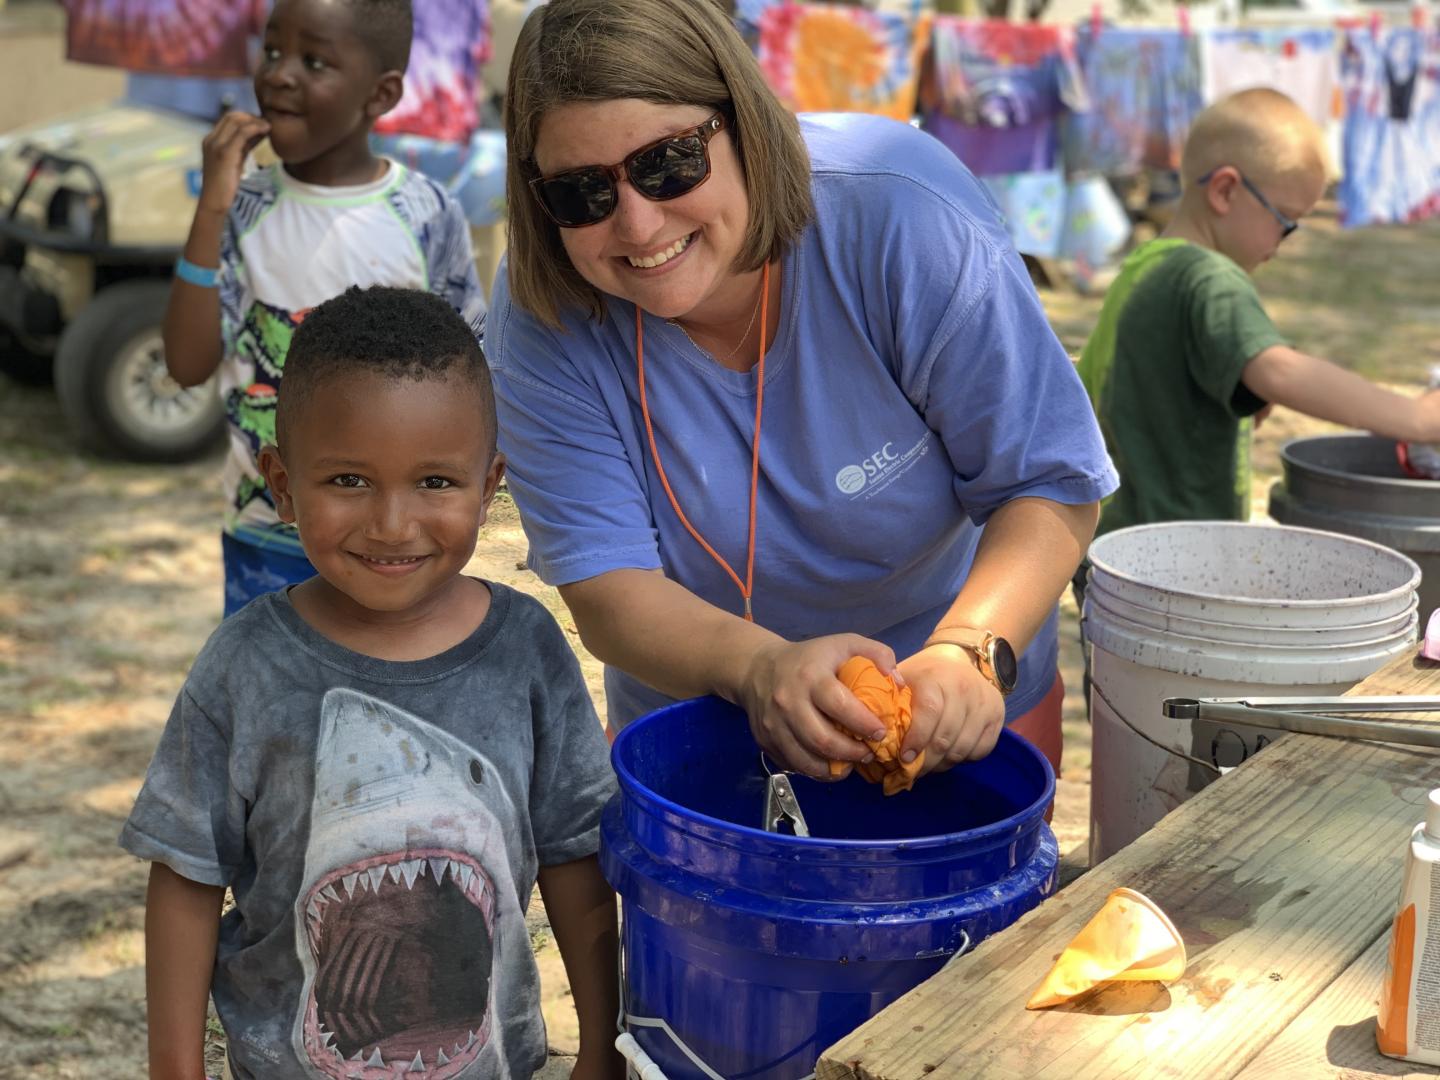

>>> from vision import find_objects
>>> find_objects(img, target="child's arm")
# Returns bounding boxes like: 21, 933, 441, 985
1242, 346, 1440, 443
162, 112, 270, 388
145, 862, 225, 1080
536, 855, 624, 1080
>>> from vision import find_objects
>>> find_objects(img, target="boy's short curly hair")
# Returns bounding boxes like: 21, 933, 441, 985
344, 0, 413, 73
277, 285, 494, 452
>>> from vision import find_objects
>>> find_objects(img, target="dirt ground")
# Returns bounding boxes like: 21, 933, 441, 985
1, 198, 1435, 1076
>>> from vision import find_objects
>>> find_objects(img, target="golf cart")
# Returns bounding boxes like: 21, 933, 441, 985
0, 102, 223, 462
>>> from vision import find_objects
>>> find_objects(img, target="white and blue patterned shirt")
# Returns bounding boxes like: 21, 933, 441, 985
217, 162, 486, 545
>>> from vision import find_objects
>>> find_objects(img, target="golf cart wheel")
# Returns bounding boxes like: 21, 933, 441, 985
54, 280, 223, 462
0, 329, 54, 386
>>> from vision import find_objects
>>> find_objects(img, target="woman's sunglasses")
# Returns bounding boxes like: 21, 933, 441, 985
529, 114, 725, 229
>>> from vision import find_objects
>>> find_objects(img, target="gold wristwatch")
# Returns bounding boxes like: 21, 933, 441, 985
923, 627, 1018, 697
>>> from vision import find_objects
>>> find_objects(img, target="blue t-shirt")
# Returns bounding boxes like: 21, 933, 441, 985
489, 113, 1117, 729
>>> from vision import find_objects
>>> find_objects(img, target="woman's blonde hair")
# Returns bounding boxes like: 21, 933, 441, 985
504, 0, 814, 328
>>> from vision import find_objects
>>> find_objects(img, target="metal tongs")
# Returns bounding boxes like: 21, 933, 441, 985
760, 752, 811, 836
1163, 695, 1440, 748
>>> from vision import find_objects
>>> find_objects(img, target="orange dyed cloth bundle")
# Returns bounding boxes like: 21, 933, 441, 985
829, 656, 924, 795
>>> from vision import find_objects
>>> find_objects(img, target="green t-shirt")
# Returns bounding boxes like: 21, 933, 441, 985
1079, 239, 1287, 536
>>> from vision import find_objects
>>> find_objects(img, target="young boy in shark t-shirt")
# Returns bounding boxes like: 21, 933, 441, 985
120, 287, 621, 1080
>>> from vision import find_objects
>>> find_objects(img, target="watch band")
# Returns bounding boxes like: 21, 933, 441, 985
924, 627, 991, 652
923, 626, 1015, 696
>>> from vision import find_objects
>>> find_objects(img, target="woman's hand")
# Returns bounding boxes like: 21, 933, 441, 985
198, 111, 271, 218
739, 634, 901, 778
895, 643, 1005, 773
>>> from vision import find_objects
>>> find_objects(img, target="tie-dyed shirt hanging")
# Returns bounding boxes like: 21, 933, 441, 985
375, 0, 492, 143
758, 2, 932, 122
1200, 28, 1340, 131
62, 0, 265, 77
1062, 26, 1204, 176
923, 18, 1086, 177
1337, 24, 1440, 227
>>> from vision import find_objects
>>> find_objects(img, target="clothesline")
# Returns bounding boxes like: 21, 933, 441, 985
752, 1, 1440, 229
66, 0, 1439, 235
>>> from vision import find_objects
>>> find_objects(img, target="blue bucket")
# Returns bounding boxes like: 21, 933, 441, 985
599, 696, 1058, 1080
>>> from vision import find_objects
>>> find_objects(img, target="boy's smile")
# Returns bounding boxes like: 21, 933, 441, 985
262, 370, 505, 653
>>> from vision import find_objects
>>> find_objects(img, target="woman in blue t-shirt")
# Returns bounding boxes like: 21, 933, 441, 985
488, 0, 1117, 781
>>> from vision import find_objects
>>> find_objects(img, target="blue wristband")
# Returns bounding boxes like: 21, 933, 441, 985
175, 256, 220, 288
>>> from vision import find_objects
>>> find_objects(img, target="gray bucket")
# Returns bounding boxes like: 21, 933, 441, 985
1269, 435, 1440, 618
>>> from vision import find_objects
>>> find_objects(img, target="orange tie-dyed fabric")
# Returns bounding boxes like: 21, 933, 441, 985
759, 3, 933, 122
829, 656, 925, 795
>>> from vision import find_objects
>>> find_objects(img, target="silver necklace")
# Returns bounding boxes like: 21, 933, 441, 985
670, 279, 764, 364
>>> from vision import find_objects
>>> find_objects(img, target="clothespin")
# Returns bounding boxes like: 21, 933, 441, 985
1091, 1, 1103, 37
1369, 9, 1383, 38
1177, 3, 1191, 36
760, 753, 811, 837
1411, 1, 1427, 30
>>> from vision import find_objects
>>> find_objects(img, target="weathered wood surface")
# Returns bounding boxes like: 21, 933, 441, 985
818, 656, 1440, 1080
1237, 930, 1436, 1079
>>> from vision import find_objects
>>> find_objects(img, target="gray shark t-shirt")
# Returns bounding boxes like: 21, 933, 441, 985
119, 583, 616, 1079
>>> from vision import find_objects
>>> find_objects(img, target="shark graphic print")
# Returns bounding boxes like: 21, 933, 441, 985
291, 688, 522, 1078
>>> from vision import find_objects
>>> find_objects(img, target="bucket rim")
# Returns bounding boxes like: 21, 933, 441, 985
1085, 606, 1416, 684
610, 698, 1056, 851
1088, 521, 1421, 610
1083, 588, 1421, 650
1280, 434, 1440, 492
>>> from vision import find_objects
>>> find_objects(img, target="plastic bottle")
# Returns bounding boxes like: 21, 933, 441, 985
1377, 788, 1440, 1064
1397, 365, 1440, 480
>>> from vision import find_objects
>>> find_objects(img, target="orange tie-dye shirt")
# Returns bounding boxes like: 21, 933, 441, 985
829, 656, 925, 795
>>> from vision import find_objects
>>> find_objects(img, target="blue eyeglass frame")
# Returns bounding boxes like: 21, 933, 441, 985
1198, 167, 1299, 240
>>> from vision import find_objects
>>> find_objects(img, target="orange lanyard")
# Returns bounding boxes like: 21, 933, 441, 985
636, 262, 770, 622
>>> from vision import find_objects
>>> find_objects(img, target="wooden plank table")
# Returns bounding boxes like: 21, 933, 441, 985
819, 654, 1440, 1080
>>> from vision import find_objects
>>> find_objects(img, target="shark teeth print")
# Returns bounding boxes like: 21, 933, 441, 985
305, 856, 497, 939
314, 1022, 491, 1078
301, 850, 497, 1078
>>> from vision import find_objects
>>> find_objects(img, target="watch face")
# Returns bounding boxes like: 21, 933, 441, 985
992, 637, 1018, 692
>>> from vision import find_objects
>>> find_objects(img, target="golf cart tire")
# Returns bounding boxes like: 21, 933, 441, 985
54, 280, 224, 463
0, 330, 54, 386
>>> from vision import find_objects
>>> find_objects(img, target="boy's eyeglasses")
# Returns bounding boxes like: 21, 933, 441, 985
1198, 168, 1299, 240
529, 114, 725, 229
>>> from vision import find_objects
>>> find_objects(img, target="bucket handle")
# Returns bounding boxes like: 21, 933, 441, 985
1091, 677, 1225, 777
616, 1032, 678, 1080
1079, 613, 1224, 777
614, 930, 973, 1080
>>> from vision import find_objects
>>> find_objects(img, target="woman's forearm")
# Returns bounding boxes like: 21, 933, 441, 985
928, 497, 1099, 651
145, 863, 224, 1080
562, 569, 909, 772
560, 569, 785, 705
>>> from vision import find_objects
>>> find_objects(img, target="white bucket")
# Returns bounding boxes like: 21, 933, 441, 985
1085, 586, 1420, 647
1087, 522, 1419, 627
1085, 522, 1420, 865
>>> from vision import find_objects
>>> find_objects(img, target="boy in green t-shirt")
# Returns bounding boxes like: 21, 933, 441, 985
1079, 88, 1440, 539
